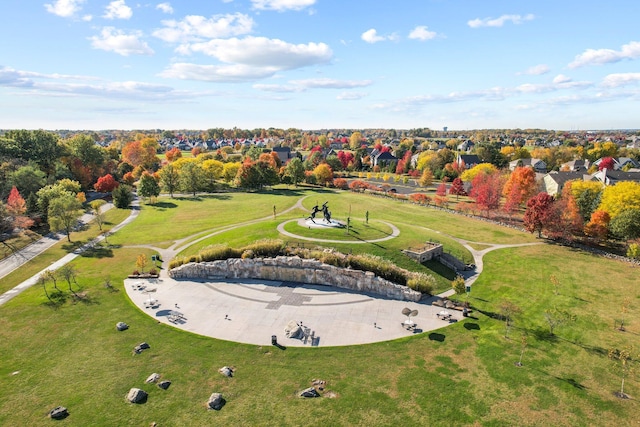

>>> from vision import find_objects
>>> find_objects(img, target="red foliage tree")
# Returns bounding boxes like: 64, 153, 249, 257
5, 186, 33, 229
436, 182, 447, 196
333, 178, 348, 189
122, 172, 135, 186
448, 177, 466, 200
523, 192, 556, 237
337, 151, 354, 169
470, 172, 504, 213
585, 209, 610, 241
502, 167, 537, 208
598, 157, 615, 171
548, 182, 584, 240
165, 147, 182, 162
349, 180, 368, 192
409, 193, 431, 205
94, 174, 119, 193
191, 146, 203, 157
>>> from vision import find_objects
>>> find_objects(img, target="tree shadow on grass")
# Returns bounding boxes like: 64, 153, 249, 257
79, 246, 114, 258
472, 307, 502, 321
151, 201, 178, 210
464, 322, 480, 331
428, 332, 446, 342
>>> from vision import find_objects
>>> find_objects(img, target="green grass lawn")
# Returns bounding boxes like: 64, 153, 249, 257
0, 189, 638, 426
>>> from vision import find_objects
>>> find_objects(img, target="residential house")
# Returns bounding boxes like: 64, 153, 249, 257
509, 158, 547, 173
372, 151, 397, 168
591, 169, 640, 186
560, 159, 590, 172
456, 154, 481, 169
542, 171, 590, 196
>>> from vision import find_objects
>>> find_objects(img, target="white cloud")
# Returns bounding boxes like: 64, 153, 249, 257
103, 0, 132, 20
553, 74, 571, 84
81, 14, 92, 22
156, 2, 173, 14
361, 29, 398, 44
251, 0, 315, 12
177, 36, 332, 70
467, 14, 534, 28
289, 78, 372, 89
160, 62, 279, 83
568, 41, 640, 68
44, 0, 85, 18
337, 91, 368, 100
601, 73, 640, 88
0, 65, 212, 101
153, 13, 254, 43
517, 64, 550, 76
89, 27, 154, 56
252, 83, 302, 93
408, 26, 437, 41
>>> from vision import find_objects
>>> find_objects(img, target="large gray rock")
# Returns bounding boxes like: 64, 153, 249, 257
206, 393, 225, 410
133, 342, 150, 354
145, 373, 160, 383
219, 366, 233, 377
126, 388, 148, 404
299, 387, 320, 398
284, 321, 303, 339
158, 380, 171, 390
48, 406, 68, 419
116, 322, 129, 331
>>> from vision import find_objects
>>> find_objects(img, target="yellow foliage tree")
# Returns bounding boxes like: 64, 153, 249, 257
598, 181, 640, 219
460, 163, 498, 182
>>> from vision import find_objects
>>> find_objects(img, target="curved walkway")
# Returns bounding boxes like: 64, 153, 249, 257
276, 219, 400, 244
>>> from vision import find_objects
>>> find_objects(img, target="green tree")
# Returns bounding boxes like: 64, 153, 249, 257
544, 306, 576, 336
159, 163, 180, 197
609, 208, 640, 241
499, 300, 522, 338
48, 192, 83, 242
284, 157, 305, 187
37, 184, 73, 223
112, 185, 133, 209
58, 264, 78, 296
180, 161, 204, 197
608, 347, 634, 398
10, 165, 47, 197
138, 172, 161, 203
3, 130, 61, 179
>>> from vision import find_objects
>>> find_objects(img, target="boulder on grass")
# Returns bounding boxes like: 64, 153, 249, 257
219, 366, 234, 377
206, 393, 225, 410
158, 381, 171, 390
126, 388, 148, 404
116, 322, 129, 331
145, 373, 160, 384
134, 342, 150, 354
299, 387, 320, 398
48, 406, 69, 419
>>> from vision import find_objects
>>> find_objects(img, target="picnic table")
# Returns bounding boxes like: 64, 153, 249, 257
403, 320, 416, 330
168, 311, 184, 323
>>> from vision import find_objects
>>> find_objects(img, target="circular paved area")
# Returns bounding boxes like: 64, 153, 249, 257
126, 276, 459, 347
277, 219, 400, 244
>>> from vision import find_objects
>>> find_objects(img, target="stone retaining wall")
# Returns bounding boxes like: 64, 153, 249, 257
169, 256, 422, 302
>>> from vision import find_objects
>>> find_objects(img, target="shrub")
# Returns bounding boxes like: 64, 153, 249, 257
242, 239, 286, 258
198, 244, 242, 262
333, 178, 348, 189
168, 259, 183, 269
241, 249, 255, 259
131, 270, 140, 276
347, 254, 406, 286
148, 268, 158, 276
407, 273, 435, 294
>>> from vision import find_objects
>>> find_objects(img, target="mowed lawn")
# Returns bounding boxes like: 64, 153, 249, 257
0, 189, 638, 426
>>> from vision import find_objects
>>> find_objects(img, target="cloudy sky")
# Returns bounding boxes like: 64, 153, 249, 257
1, 0, 639, 130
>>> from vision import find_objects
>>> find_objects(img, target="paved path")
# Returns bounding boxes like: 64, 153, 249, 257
276, 218, 400, 244
0, 201, 138, 307
0, 202, 115, 281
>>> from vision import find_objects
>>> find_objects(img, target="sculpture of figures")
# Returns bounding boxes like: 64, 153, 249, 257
321, 202, 331, 223
306, 204, 321, 223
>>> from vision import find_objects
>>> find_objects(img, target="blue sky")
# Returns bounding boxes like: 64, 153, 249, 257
1, 0, 639, 131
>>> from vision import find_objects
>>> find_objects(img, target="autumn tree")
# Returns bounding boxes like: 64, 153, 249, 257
337, 151, 355, 169
547, 182, 584, 239
89, 199, 106, 231
418, 169, 434, 187
460, 163, 498, 182
598, 181, 640, 219
165, 147, 182, 162
136, 253, 148, 273
349, 131, 363, 150
470, 171, 504, 213
201, 159, 224, 191
598, 156, 616, 171
502, 167, 537, 208
448, 177, 466, 200
94, 173, 118, 193
584, 209, 610, 241
222, 162, 241, 182
608, 347, 635, 398
313, 163, 334, 186
6, 186, 33, 229
48, 192, 82, 242
122, 140, 158, 170
523, 192, 555, 237
570, 180, 603, 221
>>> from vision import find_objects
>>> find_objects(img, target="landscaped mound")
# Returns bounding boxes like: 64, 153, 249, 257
169, 239, 435, 294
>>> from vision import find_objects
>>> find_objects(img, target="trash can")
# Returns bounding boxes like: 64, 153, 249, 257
271, 335, 277, 345
462, 307, 468, 317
